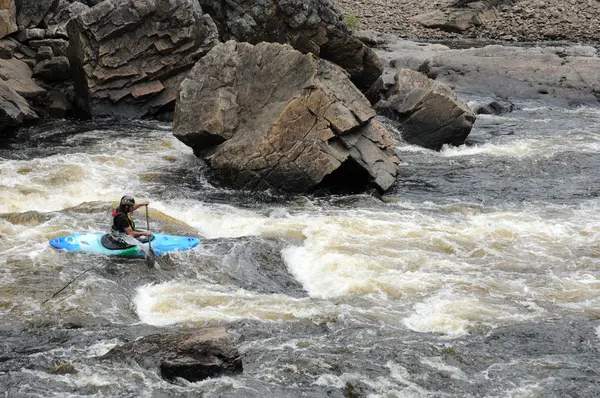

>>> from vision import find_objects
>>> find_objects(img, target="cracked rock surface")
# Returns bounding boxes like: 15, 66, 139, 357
174, 40, 398, 193
66, 0, 219, 117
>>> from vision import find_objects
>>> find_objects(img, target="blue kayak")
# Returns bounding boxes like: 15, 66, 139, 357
49, 233, 200, 257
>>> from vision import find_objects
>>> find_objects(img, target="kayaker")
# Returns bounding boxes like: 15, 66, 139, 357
111, 195, 152, 241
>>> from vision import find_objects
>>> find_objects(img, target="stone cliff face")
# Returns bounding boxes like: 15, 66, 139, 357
66, 0, 219, 118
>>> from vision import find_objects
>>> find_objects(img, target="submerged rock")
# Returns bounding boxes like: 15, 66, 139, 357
174, 41, 398, 193
102, 328, 243, 383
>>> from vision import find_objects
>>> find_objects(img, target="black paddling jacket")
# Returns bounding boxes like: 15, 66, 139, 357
112, 208, 136, 233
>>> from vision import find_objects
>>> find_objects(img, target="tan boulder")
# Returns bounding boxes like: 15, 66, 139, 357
174, 41, 398, 193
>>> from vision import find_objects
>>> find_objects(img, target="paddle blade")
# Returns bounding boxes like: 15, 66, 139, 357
146, 249, 156, 268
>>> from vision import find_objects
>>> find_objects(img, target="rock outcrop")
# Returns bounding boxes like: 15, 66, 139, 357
174, 41, 398, 193
198, 0, 382, 93
369, 34, 600, 108
375, 69, 475, 150
66, 0, 220, 118
102, 328, 243, 383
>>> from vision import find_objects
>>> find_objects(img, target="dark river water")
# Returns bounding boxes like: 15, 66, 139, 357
1, 104, 600, 397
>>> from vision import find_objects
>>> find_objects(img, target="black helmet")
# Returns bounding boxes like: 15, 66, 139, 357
120, 195, 135, 207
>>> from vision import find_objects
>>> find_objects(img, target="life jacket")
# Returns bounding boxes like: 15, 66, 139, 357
112, 207, 136, 232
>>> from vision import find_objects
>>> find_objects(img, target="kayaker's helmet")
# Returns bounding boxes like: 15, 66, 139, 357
120, 195, 135, 209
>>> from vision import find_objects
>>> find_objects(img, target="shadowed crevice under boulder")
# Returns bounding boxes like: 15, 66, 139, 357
173, 40, 398, 193
197, 0, 382, 93
102, 328, 243, 383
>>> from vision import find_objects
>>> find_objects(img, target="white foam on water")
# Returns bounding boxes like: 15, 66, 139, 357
314, 370, 429, 398
420, 357, 469, 381
439, 131, 600, 159
401, 288, 539, 337
0, 153, 135, 213
0, 133, 196, 214
136, 197, 600, 334
133, 281, 337, 326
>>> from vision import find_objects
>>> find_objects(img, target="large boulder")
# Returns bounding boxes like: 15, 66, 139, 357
0, 0, 17, 39
102, 328, 242, 383
198, 0, 382, 93
174, 41, 398, 193
375, 69, 475, 150
66, 0, 220, 118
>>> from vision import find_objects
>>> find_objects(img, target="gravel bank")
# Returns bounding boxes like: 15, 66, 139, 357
333, 0, 600, 43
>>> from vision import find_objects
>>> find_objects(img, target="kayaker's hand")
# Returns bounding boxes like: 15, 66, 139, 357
144, 231, 153, 237
140, 200, 150, 206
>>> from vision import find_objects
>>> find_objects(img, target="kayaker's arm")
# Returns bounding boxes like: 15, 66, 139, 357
125, 226, 151, 237
131, 201, 149, 212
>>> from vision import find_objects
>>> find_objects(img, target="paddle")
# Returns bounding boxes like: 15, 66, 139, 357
145, 205, 156, 268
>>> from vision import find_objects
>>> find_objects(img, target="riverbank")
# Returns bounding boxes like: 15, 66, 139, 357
333, 0, 600, 43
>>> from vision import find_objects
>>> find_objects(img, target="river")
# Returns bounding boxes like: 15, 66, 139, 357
1, 103, 600, 397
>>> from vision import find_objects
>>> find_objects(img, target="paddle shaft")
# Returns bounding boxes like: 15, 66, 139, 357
145, 205, 156, 267
145, 205, 152, 251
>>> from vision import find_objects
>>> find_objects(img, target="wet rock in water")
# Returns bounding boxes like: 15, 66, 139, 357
174, 40, 398, 193
209, 237, 308, 298
47, 90, 71, 118
102, 328, 243, 383
375, 68, 475, 150
66, 0, 220, 118
198, 0, 383, 93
